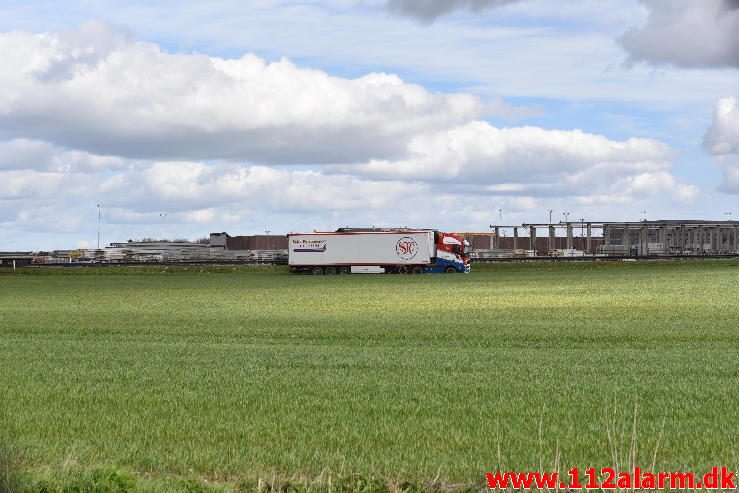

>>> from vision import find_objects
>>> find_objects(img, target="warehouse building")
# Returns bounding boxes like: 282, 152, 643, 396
600, 220, 738, 256
0, 252, 35, 267
475, 220, 738, 258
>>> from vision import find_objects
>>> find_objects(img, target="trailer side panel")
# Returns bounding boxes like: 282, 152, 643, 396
288, 232, 433, 266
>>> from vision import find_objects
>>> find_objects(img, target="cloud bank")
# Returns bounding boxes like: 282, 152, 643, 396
331, 121, 696, 201
0, 21, 480, 164
0, 22, 701, 246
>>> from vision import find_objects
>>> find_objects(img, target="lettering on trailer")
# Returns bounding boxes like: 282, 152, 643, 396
292, 239, 327, 252
395, 237, 419, 260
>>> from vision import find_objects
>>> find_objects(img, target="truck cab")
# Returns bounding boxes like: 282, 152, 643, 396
429, 232, 470, 273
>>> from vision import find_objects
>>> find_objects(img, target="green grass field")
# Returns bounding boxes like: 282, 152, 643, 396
1, 261, 737, 492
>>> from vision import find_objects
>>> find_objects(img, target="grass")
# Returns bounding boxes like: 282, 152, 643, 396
0, 261, 737, 491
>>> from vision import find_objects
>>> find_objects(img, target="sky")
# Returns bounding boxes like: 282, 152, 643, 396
0, 0, 738, 250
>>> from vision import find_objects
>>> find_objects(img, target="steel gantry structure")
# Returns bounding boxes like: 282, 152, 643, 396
517, 220, 739, 257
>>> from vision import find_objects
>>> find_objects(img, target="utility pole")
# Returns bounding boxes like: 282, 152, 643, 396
97, 204, 101, 250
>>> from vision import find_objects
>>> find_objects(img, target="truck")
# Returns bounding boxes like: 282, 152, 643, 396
288, 228, 470, 274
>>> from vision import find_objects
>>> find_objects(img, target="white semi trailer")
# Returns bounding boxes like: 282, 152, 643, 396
288, 228, 470, 274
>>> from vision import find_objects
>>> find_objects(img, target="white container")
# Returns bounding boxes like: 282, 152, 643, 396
289, 231, 434, 267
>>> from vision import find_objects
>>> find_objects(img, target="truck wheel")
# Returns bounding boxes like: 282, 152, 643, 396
397, 266, 407, 275
325, 266, 337, 275
338, 266, 351, 275
444, 266, 457, 274
311, 266, 324, 275
411, 266, 423, 274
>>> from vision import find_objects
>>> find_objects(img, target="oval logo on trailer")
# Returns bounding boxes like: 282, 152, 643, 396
396, 237, 419, 260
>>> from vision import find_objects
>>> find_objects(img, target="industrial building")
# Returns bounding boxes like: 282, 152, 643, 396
599, 220, 738, 256
95, 234, 289, 263
0, 252, 35, 267
10, 234, 289, 265
468, 220, 738, 258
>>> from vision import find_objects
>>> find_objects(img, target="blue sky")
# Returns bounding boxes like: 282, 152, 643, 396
0, 0, 737, 250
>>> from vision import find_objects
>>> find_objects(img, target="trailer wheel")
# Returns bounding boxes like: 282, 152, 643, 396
411, 266, 423, 274
397, 266, 408, 275
325, 266, 337, 275
311, 266, 324, 275
444, 266, 457, 274
338, 266, 351, 275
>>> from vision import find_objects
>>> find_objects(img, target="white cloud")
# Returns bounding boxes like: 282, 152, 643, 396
329, 121, 692, 200
0, 21, 481, 164
704, 97, 739, 155
620, 0, 739, 69
0, 138, 126, 172
69, 121, 697, 229
14, 206, 86, 233
0, 155, 703, 246
99, 161, 429, 214
703, 97, 739, 195
0, 169, 93, 200
623, 171, 700, 202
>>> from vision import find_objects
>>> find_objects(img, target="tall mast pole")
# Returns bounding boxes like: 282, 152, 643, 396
97, 204, 101, 249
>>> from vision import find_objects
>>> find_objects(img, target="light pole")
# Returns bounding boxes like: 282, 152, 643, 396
497, 208, 503, 225
725, 211, 733, 220
562, 211, 570, 223
547, 209, 553, 224
640, 210, 647, 221
97, 204, 101, 250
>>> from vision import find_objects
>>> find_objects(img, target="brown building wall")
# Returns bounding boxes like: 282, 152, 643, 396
226, 235, 288, 250
469, 236, 493, 250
